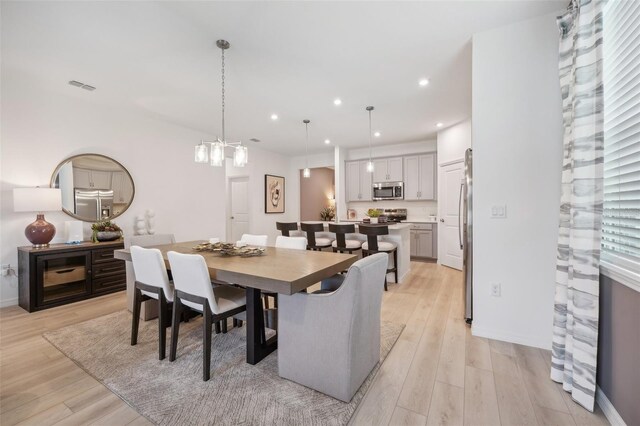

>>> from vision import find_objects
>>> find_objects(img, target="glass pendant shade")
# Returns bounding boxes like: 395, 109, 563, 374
195, 143, 208, 163
210, 142, 225, 167
367, 161, 374, 173
303, 167, 311, 178
233, 145, 248, 167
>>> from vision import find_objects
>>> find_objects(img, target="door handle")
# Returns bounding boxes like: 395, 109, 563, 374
458, 182, 464, 250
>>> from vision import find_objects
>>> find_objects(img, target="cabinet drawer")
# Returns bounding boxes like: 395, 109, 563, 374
409, 223, 433, 230
92, 260, 125, 278
92, 273, 126, 293
92, 246, 122, 264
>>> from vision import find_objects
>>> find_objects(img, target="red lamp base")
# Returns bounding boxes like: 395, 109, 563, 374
25, 214, 56, 248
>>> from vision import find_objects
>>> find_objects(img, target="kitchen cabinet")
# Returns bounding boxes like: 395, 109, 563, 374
346, 160, 372, 201
373, 157, 403, 183
404, 154, 436, 200
409, 223, 437, 259
73, 168, 112, 189
112, 171, 133, 204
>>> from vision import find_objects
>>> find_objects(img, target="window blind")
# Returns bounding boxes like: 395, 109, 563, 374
602, 0, 640, 270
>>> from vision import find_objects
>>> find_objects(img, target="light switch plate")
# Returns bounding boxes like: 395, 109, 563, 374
491, 204, 507, 219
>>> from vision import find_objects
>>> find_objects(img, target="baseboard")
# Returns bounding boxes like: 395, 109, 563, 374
0, 297, 19, 308
596, 386, 627, 426
471, 324, 552, 350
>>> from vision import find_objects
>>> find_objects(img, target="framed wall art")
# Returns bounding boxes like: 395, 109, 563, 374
265, 174, 285, 214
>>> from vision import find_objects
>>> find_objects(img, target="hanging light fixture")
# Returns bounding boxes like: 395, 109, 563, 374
193, 39, 248, 167
303, 119, 311, 178
366, 106, 375, 173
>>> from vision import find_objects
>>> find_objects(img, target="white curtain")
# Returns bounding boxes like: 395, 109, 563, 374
551, 0, 605, 413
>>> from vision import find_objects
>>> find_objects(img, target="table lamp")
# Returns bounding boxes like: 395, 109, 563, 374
13, 188, 62, 248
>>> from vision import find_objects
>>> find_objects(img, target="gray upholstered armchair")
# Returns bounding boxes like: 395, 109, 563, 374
277, 253, 388, 402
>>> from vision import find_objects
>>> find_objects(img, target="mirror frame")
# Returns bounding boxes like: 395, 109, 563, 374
50, 153, 136, 222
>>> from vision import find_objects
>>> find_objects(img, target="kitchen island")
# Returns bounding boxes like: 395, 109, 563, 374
298, 221, 411, 284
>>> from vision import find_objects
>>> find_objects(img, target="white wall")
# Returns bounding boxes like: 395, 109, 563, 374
226, 145, 299, 244
0, 73, 228, 307
437, 118, 471, 165
472, 12, 563, 349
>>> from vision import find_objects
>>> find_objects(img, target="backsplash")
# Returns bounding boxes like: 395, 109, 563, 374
345, 200, 437, 220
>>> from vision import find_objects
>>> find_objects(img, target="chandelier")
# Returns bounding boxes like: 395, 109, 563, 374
194, 39, 248, 167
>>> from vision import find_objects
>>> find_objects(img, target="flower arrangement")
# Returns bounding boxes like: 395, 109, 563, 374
91, 220, 123, 242
320, 206, 335, 221
366, 208, 381, 218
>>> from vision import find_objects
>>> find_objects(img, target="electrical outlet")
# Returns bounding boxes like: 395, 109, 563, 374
491, 204, 507, 219
491, 283, 501, 297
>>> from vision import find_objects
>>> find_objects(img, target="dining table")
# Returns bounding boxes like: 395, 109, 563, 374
114, 241, 357, 364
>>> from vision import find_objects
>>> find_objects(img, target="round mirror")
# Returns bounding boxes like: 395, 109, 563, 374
50, 154, 135, 222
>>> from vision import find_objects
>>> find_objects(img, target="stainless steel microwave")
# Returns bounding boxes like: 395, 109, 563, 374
372, 182, 404, 200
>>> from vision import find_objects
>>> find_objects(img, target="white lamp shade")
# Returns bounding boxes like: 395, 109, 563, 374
13, 188, 62, 212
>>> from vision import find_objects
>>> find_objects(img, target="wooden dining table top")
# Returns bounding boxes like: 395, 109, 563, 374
114, 241, 357, 295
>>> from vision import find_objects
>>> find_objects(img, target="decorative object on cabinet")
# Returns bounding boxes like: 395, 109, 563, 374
18, 241, 126, 312
145, 209, 156, 234
347, 209, 357, 220
13, 187, 62, 248
319, 206, 335, 221
65, 221, 83, 244
134, 214, 147, 235
193, 39, 248, 168
91, 220, 123, 243
50, 153, 135, 222
265, 174, 285, 214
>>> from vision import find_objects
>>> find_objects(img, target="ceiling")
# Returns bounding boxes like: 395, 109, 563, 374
1, 1, 565, 155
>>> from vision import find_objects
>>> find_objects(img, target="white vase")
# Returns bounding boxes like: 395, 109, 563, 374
370, 217, 379, 224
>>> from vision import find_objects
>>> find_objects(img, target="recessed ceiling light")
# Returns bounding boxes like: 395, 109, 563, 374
324, 139, 331, 144
419, 78, 430, 87
436, 122, 444, 128
333, 98, 342, 106
270, 114, 279, 121
374, 131, 381, 137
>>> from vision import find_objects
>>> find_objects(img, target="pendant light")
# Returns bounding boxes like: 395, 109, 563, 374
194, 39, 248, 167
303, 119, 311, 178
366, 106, 375, 173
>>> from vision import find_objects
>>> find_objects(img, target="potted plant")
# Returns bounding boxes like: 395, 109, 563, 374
319, 206, 335, 221
367, 208, 381, 224
91, 220, 123, 243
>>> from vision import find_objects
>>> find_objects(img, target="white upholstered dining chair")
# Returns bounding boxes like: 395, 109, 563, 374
275, 236, 307, 250
277, 253, 388, 402
167, 251, 247, 381
130, 246, 174, 360
240, 234, 268, 246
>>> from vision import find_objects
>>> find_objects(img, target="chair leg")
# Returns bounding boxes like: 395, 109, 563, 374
214, 321, 221, 334
169, 295, 182, 362
203, 308, 212, 381
221, 318, 228, 334
158, 293, 167, 360
384, 276, 388, 291
131, 287, 142, 346
393, 250, 399, 283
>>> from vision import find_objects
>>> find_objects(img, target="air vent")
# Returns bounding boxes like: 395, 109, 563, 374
68, 80, 96, 91
249, 138, 261, 143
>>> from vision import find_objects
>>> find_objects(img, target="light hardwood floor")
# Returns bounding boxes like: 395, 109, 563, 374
0, 261, 609, 425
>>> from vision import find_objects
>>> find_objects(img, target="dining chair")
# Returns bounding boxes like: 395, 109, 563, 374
329, 223, 363, 254
240, 234, 268, 246
167, 251, 247, 381
276, 222, 299, 237
130, 246, 174, 360
358, 224, 398, 291
278, 253, 388, 402
300, 222, 334, 251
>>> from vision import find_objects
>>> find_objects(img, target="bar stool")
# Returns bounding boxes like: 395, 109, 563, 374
300, 223, 334, 251
329, 223, 363, 254
358, 224, 398, 291
276, 222, 299, 237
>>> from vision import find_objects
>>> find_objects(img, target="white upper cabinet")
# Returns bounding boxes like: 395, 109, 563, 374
73, 168, 111, 189
73, 168, 92, 189
91, 170, 112, 189
111, 171, 133, 203
346, 160, 372, 201
403, 154, 436, 200
372, 157, 403, 182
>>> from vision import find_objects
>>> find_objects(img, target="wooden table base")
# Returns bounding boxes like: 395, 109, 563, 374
246, 287, 277, 364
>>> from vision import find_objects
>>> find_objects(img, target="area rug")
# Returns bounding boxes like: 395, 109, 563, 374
43, 310, 403, 425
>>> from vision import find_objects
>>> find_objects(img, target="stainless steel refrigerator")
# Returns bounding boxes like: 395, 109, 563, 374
461, 148, 473, 323
74, 189, 114, 221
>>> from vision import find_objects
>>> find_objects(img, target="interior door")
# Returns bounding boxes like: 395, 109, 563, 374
439, 161, 464, 270
229, 177, 250, 243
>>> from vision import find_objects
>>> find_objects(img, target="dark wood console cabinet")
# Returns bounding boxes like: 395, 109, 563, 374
18, 241, 126, 312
